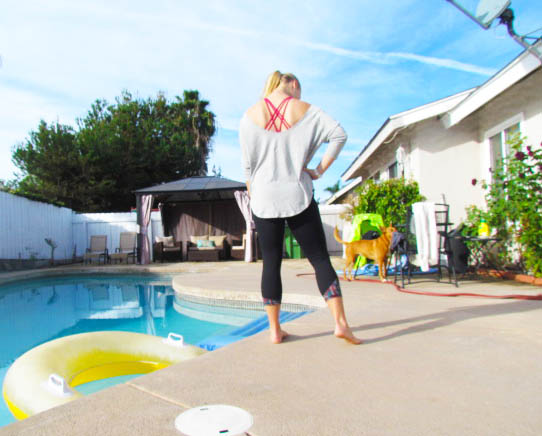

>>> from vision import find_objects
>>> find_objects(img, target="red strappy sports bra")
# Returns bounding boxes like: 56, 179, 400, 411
264, 96, 292, 132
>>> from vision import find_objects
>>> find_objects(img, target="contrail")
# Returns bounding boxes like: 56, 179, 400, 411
387, 52, 496, 76
289, 38, 496, 76
195, 22, 496, 76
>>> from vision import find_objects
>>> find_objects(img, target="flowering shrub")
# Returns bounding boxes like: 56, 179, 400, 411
464, 135, 542, 277
342, 178, 425, 227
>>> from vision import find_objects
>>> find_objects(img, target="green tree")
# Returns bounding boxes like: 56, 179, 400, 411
0, 179, 17, 194
343, 178, 425, 226
11, 90, 215, 211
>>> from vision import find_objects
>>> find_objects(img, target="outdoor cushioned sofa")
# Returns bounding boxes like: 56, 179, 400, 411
187, 235, 228, 261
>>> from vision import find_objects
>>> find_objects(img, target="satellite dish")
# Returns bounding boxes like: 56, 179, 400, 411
475, 0, 511, 28
446, 0, 542, 63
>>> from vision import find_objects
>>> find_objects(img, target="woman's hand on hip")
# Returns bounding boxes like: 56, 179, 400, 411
303, 167, 320, 180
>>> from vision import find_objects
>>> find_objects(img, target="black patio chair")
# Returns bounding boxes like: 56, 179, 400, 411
393, 208, 416, 288
434, 203, 459, 287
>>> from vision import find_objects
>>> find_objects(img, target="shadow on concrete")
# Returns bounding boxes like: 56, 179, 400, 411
282, 299, 541, 344
358, 299, 542, 344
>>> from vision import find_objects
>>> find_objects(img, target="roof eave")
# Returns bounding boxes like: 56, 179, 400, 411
443, 45, 542, 128
341, 88, 474, 182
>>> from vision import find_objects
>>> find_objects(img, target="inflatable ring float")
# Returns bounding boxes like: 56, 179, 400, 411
3, 331, 206, 419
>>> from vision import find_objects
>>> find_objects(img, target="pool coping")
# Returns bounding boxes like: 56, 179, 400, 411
0, 262, 325, 311
171, 274, 325, 312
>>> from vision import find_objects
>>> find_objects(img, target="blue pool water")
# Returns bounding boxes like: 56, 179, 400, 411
0, 274, 309, 427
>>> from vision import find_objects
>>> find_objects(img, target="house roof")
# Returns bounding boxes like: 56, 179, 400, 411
442, 42, 542, 128
134, 176, 246, 202
341, 43, 542, 182
341, 88, 474, 181
324, 177, 363, 205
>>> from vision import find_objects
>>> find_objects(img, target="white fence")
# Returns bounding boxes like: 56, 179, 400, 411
319, 204, 350, 256
0, 192, 347, 261
0, 192, 74, 260
0, 192, 163, 261
72, 211, 163, 260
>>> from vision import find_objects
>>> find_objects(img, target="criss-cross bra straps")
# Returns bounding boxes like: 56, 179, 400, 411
264, 96, 293, 132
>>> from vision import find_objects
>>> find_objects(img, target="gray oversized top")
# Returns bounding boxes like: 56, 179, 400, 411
239, 104, 347, 218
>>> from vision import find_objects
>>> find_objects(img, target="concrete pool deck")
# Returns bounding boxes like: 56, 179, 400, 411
1, 258, 542, 435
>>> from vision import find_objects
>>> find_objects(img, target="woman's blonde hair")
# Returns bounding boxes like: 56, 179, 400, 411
262, 71, 300, 97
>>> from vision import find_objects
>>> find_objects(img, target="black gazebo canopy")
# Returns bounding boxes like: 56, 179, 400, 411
134, 176, 246, 203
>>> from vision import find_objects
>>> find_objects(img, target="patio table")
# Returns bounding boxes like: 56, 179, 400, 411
463, 236, 501, 273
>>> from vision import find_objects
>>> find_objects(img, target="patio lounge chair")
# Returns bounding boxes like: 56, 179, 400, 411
231, 234, 246, 260
153, 236, 182, 263
110, 232, 137, 264
83, 235, 108, 264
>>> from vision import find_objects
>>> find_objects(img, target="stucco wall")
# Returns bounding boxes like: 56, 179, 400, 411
477, 69, 542, 147
412, 117, 486, 225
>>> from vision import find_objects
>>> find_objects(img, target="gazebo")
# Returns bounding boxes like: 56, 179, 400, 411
134, 176, 253, 264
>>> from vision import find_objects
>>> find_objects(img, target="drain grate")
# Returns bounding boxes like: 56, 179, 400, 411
175, 405, 253, 436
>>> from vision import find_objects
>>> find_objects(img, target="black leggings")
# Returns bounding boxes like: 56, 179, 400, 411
253, 199, 341, 305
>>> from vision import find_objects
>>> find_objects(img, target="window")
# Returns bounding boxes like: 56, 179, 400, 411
489, 123, 520, 175
388, 161, 398, 179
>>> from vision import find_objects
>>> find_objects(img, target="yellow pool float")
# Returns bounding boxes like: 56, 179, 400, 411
3, 331, 206, 419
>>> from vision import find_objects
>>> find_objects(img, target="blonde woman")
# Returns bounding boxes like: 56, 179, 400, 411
239, 71, 361, 345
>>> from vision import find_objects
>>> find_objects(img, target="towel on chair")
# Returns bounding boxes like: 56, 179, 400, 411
412, 202, 438, 272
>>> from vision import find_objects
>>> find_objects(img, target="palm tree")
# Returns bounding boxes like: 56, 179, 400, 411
324, 180, 342, 196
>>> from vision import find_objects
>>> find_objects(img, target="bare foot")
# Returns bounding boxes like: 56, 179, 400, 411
270, 329, 289, 344
334, 325, 363, 345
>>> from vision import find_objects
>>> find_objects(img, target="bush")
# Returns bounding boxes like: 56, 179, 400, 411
464, 135, 542, 277
343, 178, 425, 226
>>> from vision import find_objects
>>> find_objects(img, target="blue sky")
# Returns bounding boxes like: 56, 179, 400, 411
1, 0, 539, 203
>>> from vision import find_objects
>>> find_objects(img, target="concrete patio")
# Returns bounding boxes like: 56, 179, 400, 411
1, 258, 541, 435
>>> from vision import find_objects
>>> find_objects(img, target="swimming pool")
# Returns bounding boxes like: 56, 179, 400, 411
0, 274, 310, 427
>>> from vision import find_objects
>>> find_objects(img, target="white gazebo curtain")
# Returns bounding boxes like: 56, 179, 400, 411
234, 190, 255, 262
138, 194, 153, 265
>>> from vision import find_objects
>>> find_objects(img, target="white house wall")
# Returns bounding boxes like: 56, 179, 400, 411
477, 69, 542, 150
412, 117, 486, 225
